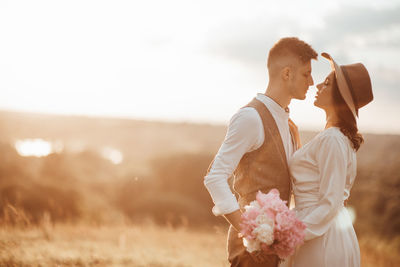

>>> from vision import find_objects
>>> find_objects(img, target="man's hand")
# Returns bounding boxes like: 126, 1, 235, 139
223, 209, 242, 232
250, 251, 279, 264
224, 210, 280, 264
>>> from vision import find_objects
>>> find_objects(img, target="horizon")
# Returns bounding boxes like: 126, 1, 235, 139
1, 107, 399, 136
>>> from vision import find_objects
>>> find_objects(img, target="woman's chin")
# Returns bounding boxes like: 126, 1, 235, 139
313, 101, 324, 110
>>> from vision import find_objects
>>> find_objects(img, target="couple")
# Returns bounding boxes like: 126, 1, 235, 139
204, 37, 373, 267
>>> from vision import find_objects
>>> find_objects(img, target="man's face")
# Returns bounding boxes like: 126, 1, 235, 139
288, 60, 314, 100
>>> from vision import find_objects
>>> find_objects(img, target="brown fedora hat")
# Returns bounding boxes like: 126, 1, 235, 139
321, 52, 373, 119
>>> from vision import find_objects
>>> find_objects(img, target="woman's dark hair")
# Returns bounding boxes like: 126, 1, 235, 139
331, 75, 364, 151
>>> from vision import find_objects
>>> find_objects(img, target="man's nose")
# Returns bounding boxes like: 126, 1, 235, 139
309, 76, 314, 86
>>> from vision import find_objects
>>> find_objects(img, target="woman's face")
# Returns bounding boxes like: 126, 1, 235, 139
314, 71, 336, 109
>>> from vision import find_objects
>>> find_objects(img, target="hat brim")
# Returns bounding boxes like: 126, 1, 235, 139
321, 52, 358, 119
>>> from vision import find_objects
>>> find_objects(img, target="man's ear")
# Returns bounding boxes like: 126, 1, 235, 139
281, 66, 290, 81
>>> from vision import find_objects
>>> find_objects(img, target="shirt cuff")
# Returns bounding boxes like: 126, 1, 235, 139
211, 194, 240, 216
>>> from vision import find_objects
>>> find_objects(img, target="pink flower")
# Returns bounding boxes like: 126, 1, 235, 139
275, 210, 296, 231
240, 204, 260, 240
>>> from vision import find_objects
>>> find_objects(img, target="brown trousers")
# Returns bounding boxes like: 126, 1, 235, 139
230, 253, 280, 267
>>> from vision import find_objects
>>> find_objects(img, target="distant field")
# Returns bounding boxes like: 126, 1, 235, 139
0, 224, 399, 267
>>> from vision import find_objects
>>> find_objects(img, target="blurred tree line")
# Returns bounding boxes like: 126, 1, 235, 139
0, 142, 224, 228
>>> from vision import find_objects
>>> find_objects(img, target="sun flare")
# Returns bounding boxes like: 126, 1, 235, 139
15, 139, 53, 157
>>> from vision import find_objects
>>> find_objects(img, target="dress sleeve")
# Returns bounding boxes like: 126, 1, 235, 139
302, 134, 348, 241
204, 107, 264, 216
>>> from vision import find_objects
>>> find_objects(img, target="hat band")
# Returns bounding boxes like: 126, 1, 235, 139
341, 67, 359, 111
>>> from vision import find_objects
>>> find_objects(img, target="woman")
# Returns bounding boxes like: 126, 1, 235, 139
281, 52, 373, 267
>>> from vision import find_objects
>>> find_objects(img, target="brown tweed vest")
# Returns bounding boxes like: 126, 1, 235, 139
226, 98, 301, 265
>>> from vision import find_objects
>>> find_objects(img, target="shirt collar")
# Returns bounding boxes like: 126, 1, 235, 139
256, 93, 289, 120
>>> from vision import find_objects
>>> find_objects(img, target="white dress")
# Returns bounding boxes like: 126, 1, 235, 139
280, 127, 360, 267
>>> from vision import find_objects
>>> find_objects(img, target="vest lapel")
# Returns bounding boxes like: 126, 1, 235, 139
249, 98, 289, 168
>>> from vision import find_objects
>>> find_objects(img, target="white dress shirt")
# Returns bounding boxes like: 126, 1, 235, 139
204, 93, 295, 216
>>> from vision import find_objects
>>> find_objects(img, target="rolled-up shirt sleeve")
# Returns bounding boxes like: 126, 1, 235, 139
204, 107, 264, 216
302, 135, 348, 240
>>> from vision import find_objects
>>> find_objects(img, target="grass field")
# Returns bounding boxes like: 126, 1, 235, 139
0, 224, 228, 267
1, 223, 399, 267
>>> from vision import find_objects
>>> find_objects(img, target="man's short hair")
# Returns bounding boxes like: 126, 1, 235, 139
267, 37, 317, 68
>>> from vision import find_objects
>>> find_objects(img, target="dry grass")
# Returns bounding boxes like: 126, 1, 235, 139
1, 223, 399, 267
359, 236, 400, 267
0, 223, 228, 267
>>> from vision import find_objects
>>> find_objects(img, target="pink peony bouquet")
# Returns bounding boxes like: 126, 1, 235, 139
239, 189, 306, 259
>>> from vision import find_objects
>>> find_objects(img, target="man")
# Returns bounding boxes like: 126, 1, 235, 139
204, 37, 317, 267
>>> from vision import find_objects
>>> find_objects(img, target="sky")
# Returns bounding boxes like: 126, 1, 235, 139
0, 0, 399, 134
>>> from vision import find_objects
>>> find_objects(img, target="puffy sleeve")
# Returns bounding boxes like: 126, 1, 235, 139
204, 107, 264, 216
302, 134, 348, 241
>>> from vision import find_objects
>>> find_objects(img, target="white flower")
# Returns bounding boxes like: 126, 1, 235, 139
243, 238, 261, 253
256, 214, 274, 226
244, 200, 261, 212
253, 223, 274, 245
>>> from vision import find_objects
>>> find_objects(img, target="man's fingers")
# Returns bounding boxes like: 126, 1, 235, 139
250, 251, 274, 263
256, 253, 278, 264
259, 254, 271, 262
250, 252, 264, 263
